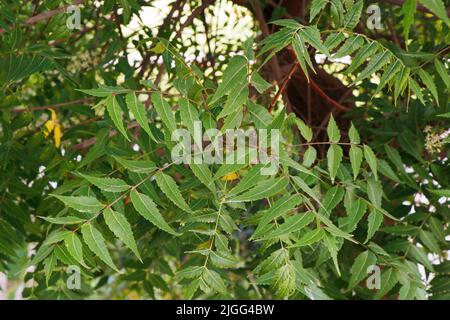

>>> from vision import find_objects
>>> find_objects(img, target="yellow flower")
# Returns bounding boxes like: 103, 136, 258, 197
221, 172, 239, 181
43, 108, 62, 148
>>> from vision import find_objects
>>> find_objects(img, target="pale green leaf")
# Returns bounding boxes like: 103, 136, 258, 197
79, 173, 130, 193
105, 94, 129, 141
104, 208, 142, 261
81, 223, 118, 271
51, 195, 103, 213
155, 172, 192, 213
130, 190, 180, 236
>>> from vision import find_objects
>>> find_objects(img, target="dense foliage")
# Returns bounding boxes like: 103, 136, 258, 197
0, 0, 449, 300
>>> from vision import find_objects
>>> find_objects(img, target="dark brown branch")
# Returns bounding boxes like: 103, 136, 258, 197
268, 62, 298, 113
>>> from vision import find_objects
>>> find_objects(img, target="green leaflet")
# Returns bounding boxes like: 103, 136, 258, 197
81, 223, 118, 271
77, 86, 131, 97
299, 26, 330, 57
179, 97, 200, 142
418, 69, 440, 106
263, 212, 314, 239
363, 145, 378, 181
39, 216, 87, 225
209, 251, 239, 269
217, 86, 247, 119
51, 195, 104, 213
418, 0, 450, 27
105, 94, 129, 141
327, 115, 340, 143
253, 194, 303, 238
303, 146, 317, 167
350, 144, 363, 180
190, 163, 216, 192
213, 163, 246, 181
43, 230, 72, 246
103, 208, 142, 261
400, 0, 417, 43
43, 253, 57, 285
353, 51, 391, 84
343, 0, 363, 29
210, 55, 248, 106
130, 190, 180, 236
323, 233, 341, 276
221, 109, 243, 131
29, 245, 53, 267
324, 32, 346, 51
151, 92, 177, 133
126, 92, 157, 141
394, 66, 410, 103
175, 266, 204, 280
64, 232, 88, 268
294, 118, 313, 142
201, 268, 227, 294
228, 165, 266, 196
344, 197, 367, 232
291, 228, 325, 247
346, 42, 379, 74
273, 263, 296, 298
367, 178, 383, 208
375, 60, 402, 94
434, 59, 449, 88
419, 230, 441, 253
250, 71, 272, 93
79, 173, 130, 193
333, 35, 364, 59
378, 159, 402, 183
374, 268, 399, 299
228, 177, 288, 202
409, 78, 426, 104
409, 245, 434, 271
113, 157, 157, 174
366, 209, 383, 243
155, 172, 192, 213
291, 176, 323, 209
348, 250, 377, 290
292, 33, 315, 81
309, 0, 328, 22
327, 144, 343, 183
320, 186, 345, 216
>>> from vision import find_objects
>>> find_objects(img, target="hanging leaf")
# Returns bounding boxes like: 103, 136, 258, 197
327, 115, 341, 143
418, 69, 440, 106
51, 195, 104, 213
299, 26, 331, 57
327, 144, 343, 183
104, 208, 142, 261
348, 250, 377, 290
263, 212, 315, 239
364, 145, 378, 181
365, 209, 383, 243
151, 92, 177, 133
113, 157, 157, 174
64, 232, 88, 268
79, 173, 130, 193
81, 223, 118, 271
291, 228, 325, 247
105, 94, 129, 141
228, 177, 288, 202
210, 55, 248, 105
309, 0, 328, 22
130, 190, 180, 236
190, 163, 216, 192
126, 92, 157, 141
155, 172, 192, 213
